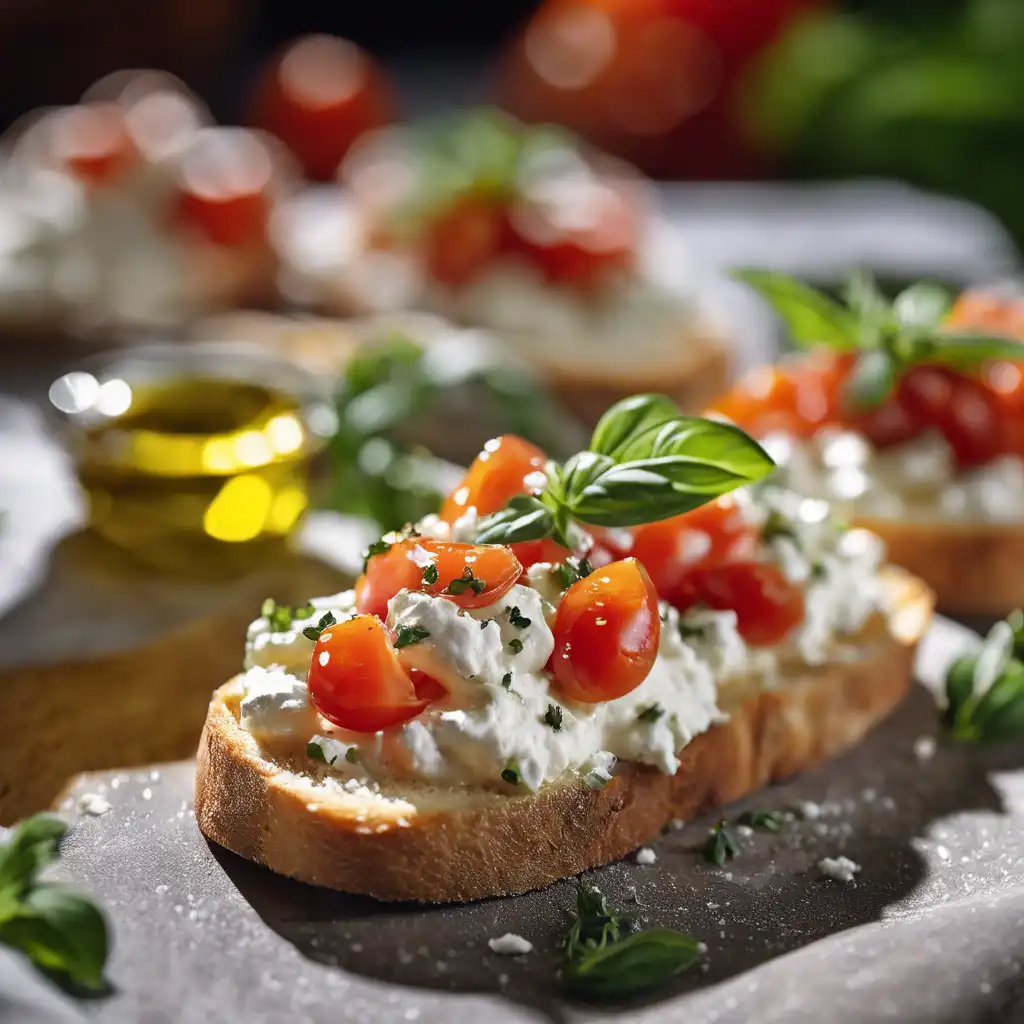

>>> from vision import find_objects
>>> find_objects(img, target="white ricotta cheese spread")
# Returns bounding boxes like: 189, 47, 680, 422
770, 428, 1024, 524
236, 487, 887, 793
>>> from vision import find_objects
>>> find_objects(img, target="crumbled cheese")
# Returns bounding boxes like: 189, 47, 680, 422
239, 667, 318, 739
77, 793, 111, 816
798, 801, 822, 820
736, 824, 754, 838
818, 855, 861, 883
635, 847, 657, 865
488, 933, 533, 956
913, 735, 937, 762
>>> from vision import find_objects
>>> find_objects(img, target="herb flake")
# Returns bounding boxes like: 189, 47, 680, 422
363, 538, 392, 571
738, 809, 785, 833
507, 606, 532, 629
544, 705, 564, 731
508, 638, 524, 654
446, 565, 487, 596
302, 611, 337, 642
703, 821, 739, 867
394, 625, 431, 648
501, 766, 521, 785
422, 564, 439, 585
637, 704, 664, 724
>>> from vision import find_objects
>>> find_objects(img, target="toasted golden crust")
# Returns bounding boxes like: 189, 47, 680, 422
195, 568, 932, 903
856, 514, 1024, 616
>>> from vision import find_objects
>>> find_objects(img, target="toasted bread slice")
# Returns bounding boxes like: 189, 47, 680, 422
195, 567, 933, 903
855, 515, 1023, 617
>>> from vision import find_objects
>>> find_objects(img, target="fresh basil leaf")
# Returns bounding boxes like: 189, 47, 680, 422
702, 821, 738, 866
732, 269, 859, 350
970, 661, 1024, 743
843, 268, 890, 325
565, 457, 759, 527
562, 929, 701, 1000
589, 394, 680, 459
944, 653, 978, 730
475, 495, 555, 546
738, 809, 785, 832
1, 885, 109, 991
916, 331, 1024, 369
562, 883, 631, 962
893, 282, 952, 328
843, 349, 898, 411
0, 816, 66, 899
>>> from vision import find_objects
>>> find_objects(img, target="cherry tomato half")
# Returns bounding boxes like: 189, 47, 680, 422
671, 561, 805, 647
440, 434, 547, 522
308, 615, 428, 733
50, 103, 137, 186
423, 194, 508, 288
550, 557, 660, 703
356, 539, 522, 620
630, 495, 756, 597
250, 34, 395, 181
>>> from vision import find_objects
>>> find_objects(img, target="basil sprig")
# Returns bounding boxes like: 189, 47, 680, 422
734, 268, 1024, 410
476, 395, 774, 547
0, 815, 109, 992
944, 611, 1024, 744
560, 883, 700, 1000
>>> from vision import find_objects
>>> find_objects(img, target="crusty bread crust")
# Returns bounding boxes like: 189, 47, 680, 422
195, 568, 932, 902
856, 514, 1024, 617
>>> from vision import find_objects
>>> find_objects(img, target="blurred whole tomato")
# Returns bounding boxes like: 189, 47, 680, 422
249, 34, 396, 181
499, 0, 826, 179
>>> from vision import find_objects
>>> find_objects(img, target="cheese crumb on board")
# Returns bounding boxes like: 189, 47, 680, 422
488, 933, 533, 956
635, 847, 657, 865
818, 855, 861, 883
913, 735, 937, 761
77, 793, 111, 816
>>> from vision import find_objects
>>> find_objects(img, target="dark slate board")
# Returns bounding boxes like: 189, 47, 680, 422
11, 616, 1020, 1024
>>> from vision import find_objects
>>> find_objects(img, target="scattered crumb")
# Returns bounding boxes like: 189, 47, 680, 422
861, 787, 876, 803
627, 885, 640, 903
936, 845, 951, 862
798, 801, 822, 820
697, 941, 708, 954
397, 949, 414, 966
814, 822, 830, 836
818, 856, 861, 883
350, 943, 363, 953
635, 847, 657, 866
142, 787, 153, 801
77, 793, 111, 816
497, 974, 509, 986
881, 796, 897, 811
913, 736, 937, 762
723, 872, 733, 882
488, 933, 533, 956
668, 818, 685, 830
736, 825, 754, 838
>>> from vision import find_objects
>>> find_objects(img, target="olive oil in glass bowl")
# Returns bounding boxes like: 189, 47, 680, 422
48, 343, 337, 573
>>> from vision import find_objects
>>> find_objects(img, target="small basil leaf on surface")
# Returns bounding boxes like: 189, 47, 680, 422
589, 394, 680, 459
702, 821, 739, 866
562, 929, 701, 1000
738, 809, 785, 832
842, 349, 899, 412
943, 653, 978, 731
967, 662, 1024, 744
0, 816, 65, 899
475, 495, 555, 547
561, 883, 631, 963
732, 269, 859, 350
892, 281, 952, 328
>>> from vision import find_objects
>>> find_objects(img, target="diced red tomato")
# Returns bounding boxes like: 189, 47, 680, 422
506, 179, 638, 288
440, 434, 547, 522
175, 128, 275, 247
947, 288, 1024, 340
250, 34, 395, 181
307, 615, 428, 733
422, 194, 509, 288
629, 495, 756, 597
508, 537, 572, 569
550, 558, 660, 702
356, 539, 522, 620
670, 561, 805, 646
51, 103, 138, 186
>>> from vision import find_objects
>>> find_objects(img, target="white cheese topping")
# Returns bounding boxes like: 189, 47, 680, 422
774, 428, 1024, 524
236, 486, 888, 793
818, 855, 861, 883
635, 847, 657, 865
488, 933, 533, 956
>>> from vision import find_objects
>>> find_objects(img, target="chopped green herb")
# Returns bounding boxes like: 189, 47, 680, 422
422, 563, 439, 585
501, 766, 521, 785
761, 509, 798, 545
345, 747, 360, 765
502, 672, 513, 690
363, 538, 392, 571
446, 565, 487, 596
261, 598, 299, 633
544, 705, 564, 731
637, 704, 664, 724
554, 557, 596, 590
738, 809, 785, 833
302, 611, 337, 642
560, 882, 700, 1000
508, 638, 524, 654
507, 606, 532, 629
479, 618, 493, 630
306, 740, 338, 765
394, 625, 431, 648
703, 821, 739, 867
295, 602, 315, 620
578, 557, 594, 578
